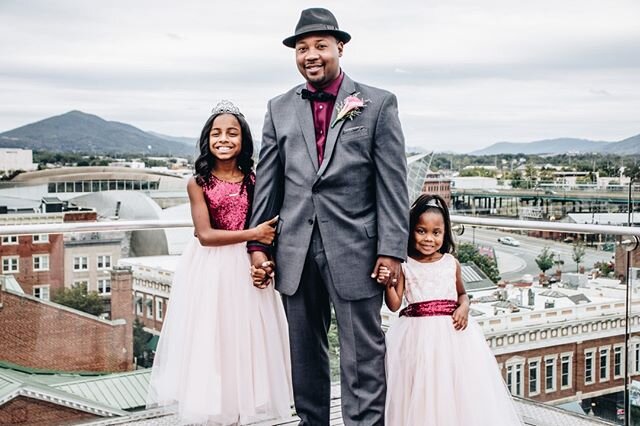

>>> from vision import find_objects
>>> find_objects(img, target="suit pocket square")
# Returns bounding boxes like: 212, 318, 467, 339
341, 126, 369, 141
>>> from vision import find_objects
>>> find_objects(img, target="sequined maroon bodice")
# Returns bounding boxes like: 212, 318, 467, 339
202, 173, 254, 231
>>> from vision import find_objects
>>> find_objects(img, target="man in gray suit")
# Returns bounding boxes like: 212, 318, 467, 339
248, 8, 409, 425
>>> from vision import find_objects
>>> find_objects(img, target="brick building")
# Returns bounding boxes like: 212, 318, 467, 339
0, 211, 98, 300
422, 171, 452, 207
615, 243, 639, 283
0, 266, 134, 373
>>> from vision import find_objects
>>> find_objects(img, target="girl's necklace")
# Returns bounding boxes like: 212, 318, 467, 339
211, 173, 244, 197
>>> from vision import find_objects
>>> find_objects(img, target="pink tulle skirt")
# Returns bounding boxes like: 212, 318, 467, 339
385, 316, 523, 426
146, 240, 292, 425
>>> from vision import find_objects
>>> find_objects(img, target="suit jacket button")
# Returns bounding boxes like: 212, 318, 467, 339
308, 218, 314, 225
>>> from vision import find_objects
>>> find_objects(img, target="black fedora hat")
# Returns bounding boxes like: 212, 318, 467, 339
283, 8, 351, 48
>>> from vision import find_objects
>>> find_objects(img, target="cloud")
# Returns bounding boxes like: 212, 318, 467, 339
1, 0, 639, 152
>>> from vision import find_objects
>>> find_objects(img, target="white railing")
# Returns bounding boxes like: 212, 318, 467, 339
0, 216, 638, 237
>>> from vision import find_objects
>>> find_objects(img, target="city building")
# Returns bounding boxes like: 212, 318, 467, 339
422, 170, 452, 206
0, 167, 188, 207
0, 211, 97, 299
383, 275, 639, 421
406, 152, 452, 204
0, 266, 133, 373
118, 256, 178, 333
64, 235, 123, 299
0, 148, 37, 175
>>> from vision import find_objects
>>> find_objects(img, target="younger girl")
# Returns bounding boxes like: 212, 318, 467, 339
147, 100, 292, 425
380, 194, 522, 426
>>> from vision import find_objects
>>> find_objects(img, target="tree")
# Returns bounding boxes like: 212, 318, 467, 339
51, 283, 105, 316
509, 171, 525, 189
623, 164, 640, 182
456, 242, 501, 283
572, 240, 586, 273
535, 247, 555, 274
133, 318, 155, 368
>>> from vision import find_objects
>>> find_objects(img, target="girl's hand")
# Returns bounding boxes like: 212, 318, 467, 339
452, 304, 469, 331
376, 266, 391, 285
253, 216, 278, 245
251, 262, 274, 289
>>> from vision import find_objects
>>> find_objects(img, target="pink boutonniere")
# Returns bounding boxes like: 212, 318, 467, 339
330, 93, 369, 128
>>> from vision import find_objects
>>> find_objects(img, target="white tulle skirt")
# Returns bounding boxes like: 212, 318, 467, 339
385, 316, 523, 426
146, 240, 292, 425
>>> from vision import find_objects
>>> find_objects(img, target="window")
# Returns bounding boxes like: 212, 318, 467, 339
32, 254, 50, 271
97, 255, 112, 270
135, 294, 143, 315
545, 356, 556, 393
561, 354, 572, 389
614, 345, 624, 379
2, 256, 19, 273
585, 349, 595, 384
528, 359, 540, 396
1, 235, 18, 245
33, 285, 50, 301
506, 361, 524, 397
32, 234, 49, 243
146, 296, 154, 319
97, 278, 111, 295
73, 256, 88, 271
600, 347, 610, 382
156, 299, 164, 321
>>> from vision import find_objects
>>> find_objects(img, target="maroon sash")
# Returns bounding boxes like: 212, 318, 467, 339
399, 299, 458, 317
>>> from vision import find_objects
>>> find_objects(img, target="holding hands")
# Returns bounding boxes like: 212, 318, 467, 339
375, 265, 391, 286
371, 256, 401, 287
250, 251, 275, 289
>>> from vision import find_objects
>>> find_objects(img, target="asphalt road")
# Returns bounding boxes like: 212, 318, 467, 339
457, 227, 615, 282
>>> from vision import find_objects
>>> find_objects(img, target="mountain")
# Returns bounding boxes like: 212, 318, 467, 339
607, 134, 640, 155
0, 111, 194, 155
471, 138, 611, 155
147, 131, 197, 147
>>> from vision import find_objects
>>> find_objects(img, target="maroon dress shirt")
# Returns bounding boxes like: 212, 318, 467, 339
248, 73, 344, 254
306, 72, 344, 165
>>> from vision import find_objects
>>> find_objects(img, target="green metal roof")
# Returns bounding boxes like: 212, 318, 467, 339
56, 370, 151, 410
0, 364, 151, 412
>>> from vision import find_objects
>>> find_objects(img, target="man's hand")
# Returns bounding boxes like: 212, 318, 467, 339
370, 256, 402, 287
250, 251, 275, 289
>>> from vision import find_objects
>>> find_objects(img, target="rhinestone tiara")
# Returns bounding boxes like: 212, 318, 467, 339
211, 99, 243, 116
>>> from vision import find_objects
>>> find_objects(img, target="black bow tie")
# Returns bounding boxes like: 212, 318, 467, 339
301, 89, 336, 102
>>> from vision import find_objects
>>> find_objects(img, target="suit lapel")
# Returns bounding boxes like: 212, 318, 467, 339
294, 85, 319, 171
316, 75, 357, 177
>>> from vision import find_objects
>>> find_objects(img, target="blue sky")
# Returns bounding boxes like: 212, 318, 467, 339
1, 0, 639, 152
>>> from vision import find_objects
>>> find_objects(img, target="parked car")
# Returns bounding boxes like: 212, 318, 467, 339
497, 236, 521, 247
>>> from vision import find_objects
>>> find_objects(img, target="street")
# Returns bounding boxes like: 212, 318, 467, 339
457, 227, 615, 282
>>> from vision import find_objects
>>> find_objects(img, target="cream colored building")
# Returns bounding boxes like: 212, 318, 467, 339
64, 236, 123, 295
0, 148, 37, 174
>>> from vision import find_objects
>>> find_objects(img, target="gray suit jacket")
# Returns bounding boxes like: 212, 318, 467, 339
249, 74, 409, 301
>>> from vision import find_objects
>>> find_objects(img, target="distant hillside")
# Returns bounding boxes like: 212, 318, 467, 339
0, 111, 194, 155
471, 138, 611, 155
147, 131, 197, 147
608, 134, 640, 155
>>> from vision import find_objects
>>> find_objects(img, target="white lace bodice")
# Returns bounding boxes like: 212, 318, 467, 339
402, 253, 458, 303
